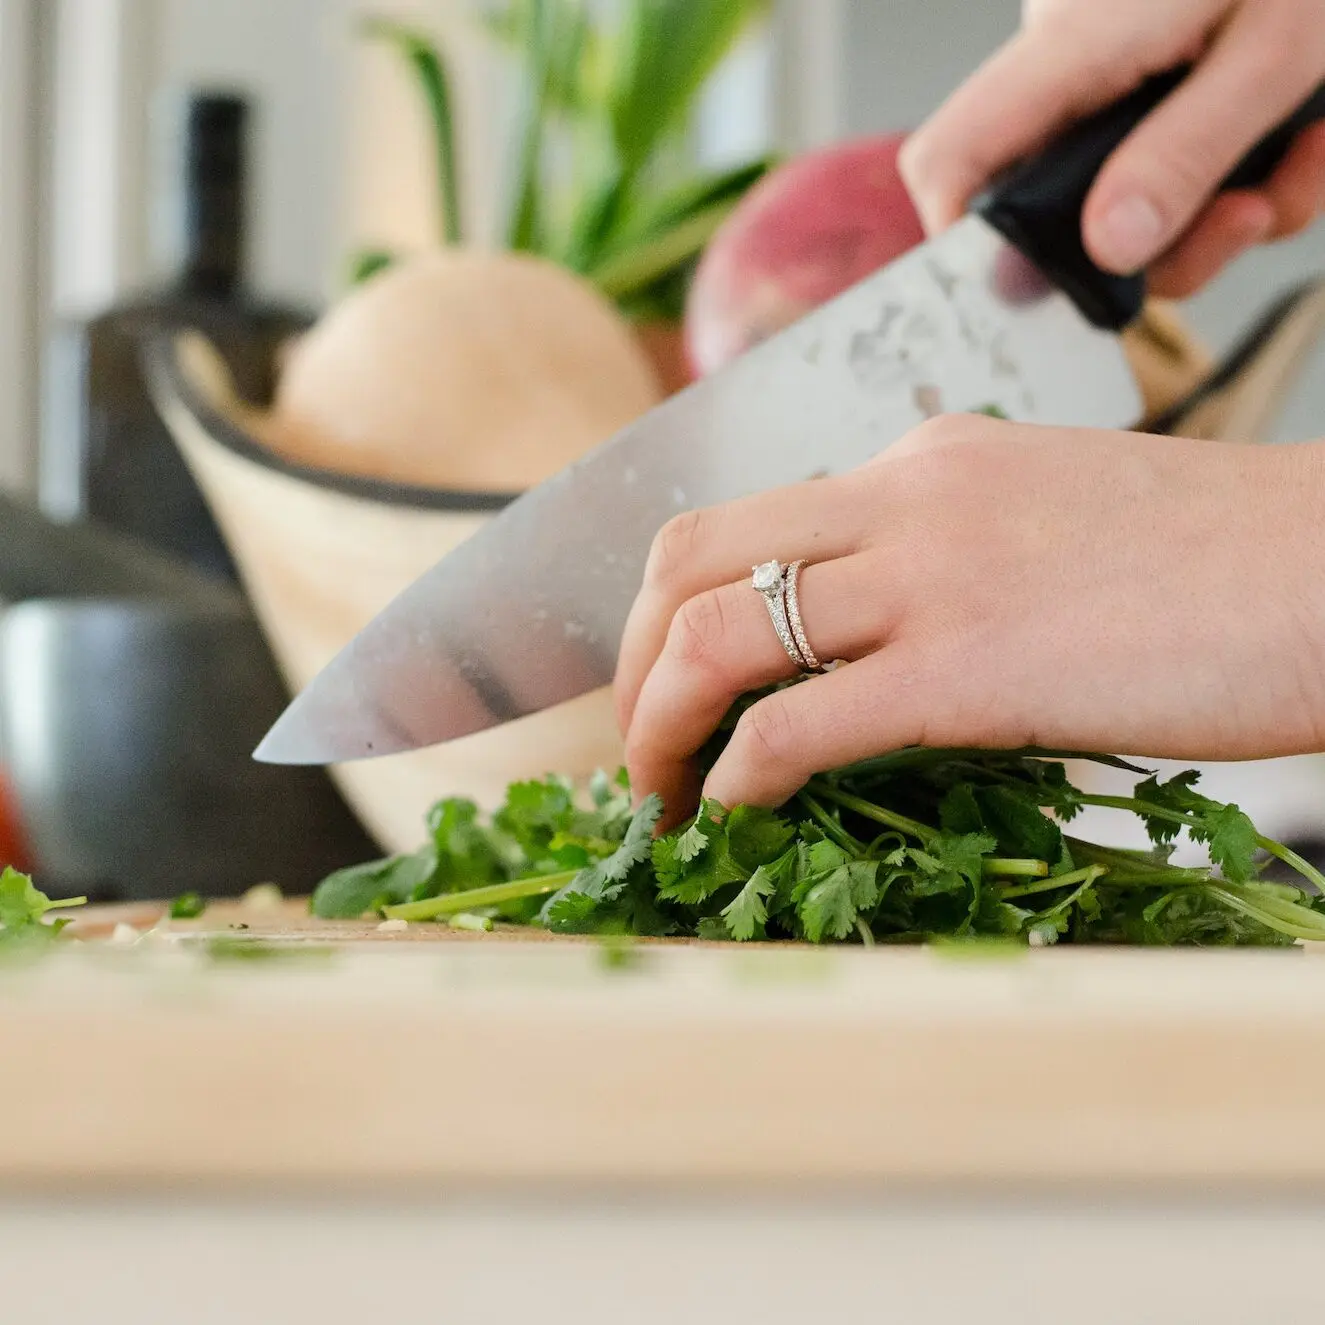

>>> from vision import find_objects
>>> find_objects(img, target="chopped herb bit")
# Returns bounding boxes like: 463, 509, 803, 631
170, 892, 207, 920
203, 938, 335, 964
447, 912, 495, 933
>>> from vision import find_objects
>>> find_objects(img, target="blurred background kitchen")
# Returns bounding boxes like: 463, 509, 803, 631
3, 0, 1325, 905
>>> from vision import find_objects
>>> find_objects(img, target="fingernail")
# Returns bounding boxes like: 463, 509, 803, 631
1093, 195, 1165, 273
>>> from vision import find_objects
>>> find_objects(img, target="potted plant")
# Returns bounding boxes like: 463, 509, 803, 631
353, 0, 777, 393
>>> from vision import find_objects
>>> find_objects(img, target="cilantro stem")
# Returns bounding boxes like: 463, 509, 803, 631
983, 858, 1049, 878
1037, 869, 1107, 926
1066, 837, 1203, 879
796, 792, 864, 853
1000, 865, 1106, 899
807, 782, 935, 844
1064, 838, 1162, 867
1076, 793, 1193, 825
45, 897, 87, 911
1204, 884, 1325, 942
1256, 835, 1325, 895
384, 871, 577, 922
807, 785, 1044, 878
1076, 796, 1325, 895
1092, 870, 1211, 887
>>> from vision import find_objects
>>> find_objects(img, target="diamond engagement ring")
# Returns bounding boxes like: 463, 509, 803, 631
752, 560, 811, 673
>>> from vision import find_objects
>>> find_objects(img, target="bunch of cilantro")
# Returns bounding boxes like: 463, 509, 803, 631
313, 723, 1325, 947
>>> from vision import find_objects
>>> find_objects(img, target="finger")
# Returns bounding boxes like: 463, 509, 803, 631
625, 557, 892, 818
702, 650, 938, 809
1083, 5, 1325, 273
614, 476, 868, 734
900, 25, 1148, 234
1260, 122, 1325, 238
1147, 192, 1275, 299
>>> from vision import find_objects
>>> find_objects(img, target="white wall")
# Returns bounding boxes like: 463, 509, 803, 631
48, 0, 158, 318
150, 0, 353, 306
147, 0, 511, 307
0, 0, 42, 491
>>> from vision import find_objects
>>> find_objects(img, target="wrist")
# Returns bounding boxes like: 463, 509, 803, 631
1256, 439, 1325, 744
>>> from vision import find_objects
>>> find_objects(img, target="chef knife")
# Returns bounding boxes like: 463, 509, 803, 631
256, 68, 1325, 766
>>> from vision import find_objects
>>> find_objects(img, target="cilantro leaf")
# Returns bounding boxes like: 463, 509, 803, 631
721, 863, 781, 941
939, 784, 984, 836
0, 868, 52, 929
654, 802, 748, 905
1133, 771, 1205, 845
539, 795, 664, 928
544, 890, 602, 934
798, 858, 881, 943
601, 794, 663, 883
429, 798, 509, 890
671, 816, 713, 865
974, 785, 1062, 863
908, 832, 996, 899
1202, 803, 1260, 884
0, 868, 85, 956
311, 847, 435, 919
725, 805, 796, 870
493, 777, 575, 857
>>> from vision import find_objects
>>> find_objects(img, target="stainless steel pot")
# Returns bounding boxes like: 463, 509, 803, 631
0, 596, 379, 901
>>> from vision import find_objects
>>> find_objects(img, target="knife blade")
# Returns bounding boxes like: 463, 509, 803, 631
256, 69, 1325, 766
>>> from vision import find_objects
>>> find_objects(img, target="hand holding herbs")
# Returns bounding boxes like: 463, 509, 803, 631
312, 743, 1325, 947
614, 424, 1325, 813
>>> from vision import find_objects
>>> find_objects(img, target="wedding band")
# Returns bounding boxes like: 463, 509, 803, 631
783, 559, 825, 673
751, 560, 810, 671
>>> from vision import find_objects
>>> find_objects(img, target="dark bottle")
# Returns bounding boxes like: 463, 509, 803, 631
42, 91, 314, 581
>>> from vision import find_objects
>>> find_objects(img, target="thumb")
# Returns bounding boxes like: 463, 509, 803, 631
1083, 4, 1325, 274
900, 25, 1144, 234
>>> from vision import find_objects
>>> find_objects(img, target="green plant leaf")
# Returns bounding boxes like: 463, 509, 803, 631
721, 863, 779, 941
361, 17, 463, 244
0, 868, 87, 957
347, 248, 398, 285
482, 0, 603, 114
311, 849, 435, 920
607, 0, 772, 177
625, 157, 773, 240
588, 192, 744, 299
506, 0, 562, 251
798, 858, 881, 943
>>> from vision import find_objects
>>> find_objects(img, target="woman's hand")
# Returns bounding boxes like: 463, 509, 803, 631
615, 419, 1325, 820
900, 0, 1325, 297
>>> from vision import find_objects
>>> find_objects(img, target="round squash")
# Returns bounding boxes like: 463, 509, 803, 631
271, 249, 662, 490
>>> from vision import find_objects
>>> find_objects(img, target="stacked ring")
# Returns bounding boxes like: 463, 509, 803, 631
783, 560, 824, 673
751, 559, 827, 675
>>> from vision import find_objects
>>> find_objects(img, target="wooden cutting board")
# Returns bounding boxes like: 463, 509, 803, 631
7, 900, 1325, 1191
64, 896, 570, 945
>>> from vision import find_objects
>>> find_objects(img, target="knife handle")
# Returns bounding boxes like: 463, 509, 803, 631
974, 67, 1325, 331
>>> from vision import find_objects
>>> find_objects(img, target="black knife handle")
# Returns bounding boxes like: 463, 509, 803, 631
974, 67, 1325, 331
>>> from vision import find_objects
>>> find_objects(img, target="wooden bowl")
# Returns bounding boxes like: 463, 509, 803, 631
143, 331, 625, 856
